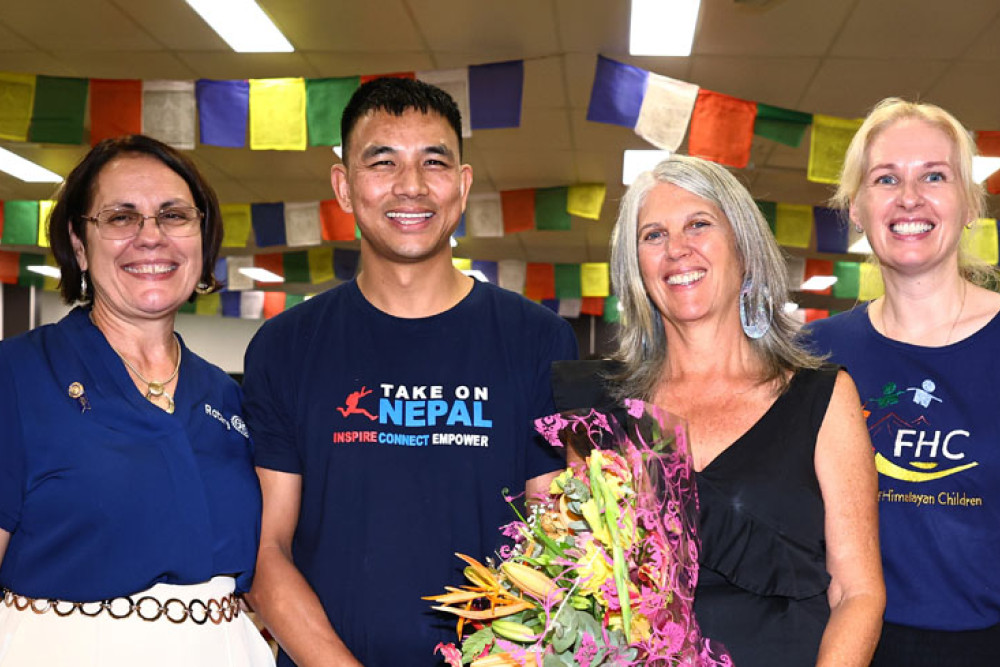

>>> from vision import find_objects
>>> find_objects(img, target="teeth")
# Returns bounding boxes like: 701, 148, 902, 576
124, 264, 176, 275
891, 222, 933, 235
667, 270, 705, 286
386, 211, 433, 224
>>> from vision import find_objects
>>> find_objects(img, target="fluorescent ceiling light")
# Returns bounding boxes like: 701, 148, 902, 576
800, 276, 838, 291
783, 302, 799, 313
461, 269, 490, 283
238, 267, 285, 283
185, 0, 293, 53
848, 237, 872, 254
622, 149, 672, 185
27, 265, 61, 279
630, 0, 701, 57
332, 145, 343, 159
972, 156, 1000, 183
0, 147, 62, 183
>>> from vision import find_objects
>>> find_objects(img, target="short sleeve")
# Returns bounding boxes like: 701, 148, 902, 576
525, 319, 579, 479
0, 349, 26, 532
242, 323, 302, 474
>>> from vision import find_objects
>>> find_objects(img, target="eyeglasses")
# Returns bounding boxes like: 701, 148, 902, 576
82, 206, 203, 240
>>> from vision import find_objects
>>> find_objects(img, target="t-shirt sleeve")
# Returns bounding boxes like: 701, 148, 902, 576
242, 324, 302, 474
0, 348, 25, 532
525, 319, 579, 479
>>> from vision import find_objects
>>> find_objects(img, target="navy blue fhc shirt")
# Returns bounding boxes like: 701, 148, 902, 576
244, 279, 578, 667
0, 307, 261, 601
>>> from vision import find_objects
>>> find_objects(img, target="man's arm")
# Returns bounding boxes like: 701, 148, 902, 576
246, 468, 363, 667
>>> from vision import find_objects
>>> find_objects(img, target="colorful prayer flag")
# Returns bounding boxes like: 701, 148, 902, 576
142, 80, 196, 149
283, 251, 310, 283
0, 72, 36, 141
498, 259, 526, 294
1, 201, 38, 246
586, 56, 647, 127
417, 69, 472, 138
249, 78, 307, 151
307, 247, 334, 284
754, 103, 812, 148
305, 76, 360, 146
226, 255, 254, 291
554, 263, 582, 299
319, 199, 357, 242
263, 291, 286, 319
221, 204, 253, 248
29, 75, 87, 144
808, 114, 863, 185
687, 89, 756, 169
634, 72, 699, 151
500, 189, 535, 235
581, 262, 610, 297
859, 263, 884, 301
89, 79, 142, 146
283, 201, 322, 248
962, 218, 999, 265
813, 207, 848, 254
333, 248, 360, 281
535, 187, 571, 231
468, 60, 523, 130
251, 203, 286, 247
524, 263, 555, 301
775, 203, 813, 249
466, 193, 504, 237
196, 79, 249, 148
567, 184, 606, 220
832, 261, 860, 299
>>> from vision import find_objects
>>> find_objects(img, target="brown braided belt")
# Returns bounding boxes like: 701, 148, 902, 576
1, 587, 242, 625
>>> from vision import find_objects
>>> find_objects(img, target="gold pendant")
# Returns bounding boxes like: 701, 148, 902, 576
147, 382, 165, 397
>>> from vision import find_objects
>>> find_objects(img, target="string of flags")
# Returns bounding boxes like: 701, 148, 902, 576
587, 55, 1000, 194
0, 183, 608, 251
0, 60, 524, 149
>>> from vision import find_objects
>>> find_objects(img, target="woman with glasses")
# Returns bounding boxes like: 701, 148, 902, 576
0, 135, 273, 666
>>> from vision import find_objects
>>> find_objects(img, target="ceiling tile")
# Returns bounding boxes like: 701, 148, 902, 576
696, 0, 852, 57
798, 58, 949, 118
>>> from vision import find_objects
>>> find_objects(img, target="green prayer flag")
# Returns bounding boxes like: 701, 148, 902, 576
178, 300, 197, 314
29, 76, 88, 144
18, 252, 45, 287
603, 296, 620, 323
285, 293, 306, 310
554, 263, 582, 299
284, 251, 311, 283
534, 187, 571, 231
833, 261, 860, 299
306, 77, 360, 146
2, 201, 39, 246
756, 200, 777, 234
755, 103, 812, 148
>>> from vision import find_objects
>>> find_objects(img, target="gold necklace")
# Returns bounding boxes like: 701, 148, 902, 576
90, 312, 182, 413
877, 281, 967, 347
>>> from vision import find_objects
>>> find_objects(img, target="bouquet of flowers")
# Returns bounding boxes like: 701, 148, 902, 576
425, 399, 731, 667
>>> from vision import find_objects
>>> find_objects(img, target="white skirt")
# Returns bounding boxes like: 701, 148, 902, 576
0, 576, 275, 667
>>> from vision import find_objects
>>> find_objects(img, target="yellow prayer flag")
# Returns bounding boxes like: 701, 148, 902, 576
43, 254, 59, 292
962, 218, 999, 265
807, 114, 863, 185
195, 292, 221, 316
858, 263, 884, 301
307, 247, 334, 284
37, 200, 55, 248
452, 257, 472, 271
0, 72, 36, 141
581, 262, 610, 297
221, 204, 253, 248
775, 203, 813, 248
249, 78, 307, 151
567, 184, 607, 220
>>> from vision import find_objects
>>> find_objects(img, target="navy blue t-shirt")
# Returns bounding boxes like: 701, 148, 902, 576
808, 305, 1000, 631
244, 279, 578, 667
0, 307, 261, 600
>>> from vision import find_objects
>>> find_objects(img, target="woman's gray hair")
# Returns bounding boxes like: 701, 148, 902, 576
608, 154, 822, 401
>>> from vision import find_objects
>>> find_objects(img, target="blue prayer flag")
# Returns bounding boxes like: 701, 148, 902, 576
251, 203, 286, 247
814, 206, 848, 254
220, 291, 241, 318
196, 79, 249, 148
472, 260, 498, 285
334, 248, 360, 281
586, 56, 648, 128
469, 60, 524, 130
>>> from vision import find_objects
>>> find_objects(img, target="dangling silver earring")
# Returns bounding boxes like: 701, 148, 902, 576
853, 223, 863, 234
80, 271, 89, 300
740, 278, 772, 340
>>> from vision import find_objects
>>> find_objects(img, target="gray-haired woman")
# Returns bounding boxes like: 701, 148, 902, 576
554, 154, 884, 666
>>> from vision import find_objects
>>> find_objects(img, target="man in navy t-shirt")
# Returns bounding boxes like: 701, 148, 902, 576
243, 78, 578, 666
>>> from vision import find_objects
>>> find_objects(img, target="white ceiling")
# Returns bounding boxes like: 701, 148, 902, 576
2, 0, 999, 273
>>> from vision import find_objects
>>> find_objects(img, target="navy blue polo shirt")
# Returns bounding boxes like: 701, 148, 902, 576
0, 307, 261, 601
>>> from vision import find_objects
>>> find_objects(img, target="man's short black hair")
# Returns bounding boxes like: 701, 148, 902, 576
340, 77, 464, 163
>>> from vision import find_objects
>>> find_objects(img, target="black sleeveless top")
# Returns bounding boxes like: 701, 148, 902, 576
552, 361, 838, 667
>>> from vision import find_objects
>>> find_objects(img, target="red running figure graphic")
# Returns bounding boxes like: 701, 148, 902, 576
337, 386, 378, 421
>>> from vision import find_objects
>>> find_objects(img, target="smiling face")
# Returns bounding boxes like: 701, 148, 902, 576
331, 109, 472, 267
851, 118, 968, 277
637, 182, 743, 329
71, 154, 203, 323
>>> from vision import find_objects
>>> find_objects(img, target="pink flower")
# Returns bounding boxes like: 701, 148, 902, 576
534, 413, 570, 447
434, 642, 463, 667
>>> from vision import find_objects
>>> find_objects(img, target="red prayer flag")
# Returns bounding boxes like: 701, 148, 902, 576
501, 189, 535, 235
804, 258, 835, 295
254, 253, 284, 279
987, 170, 1000, 196
262, 292, 287, 319
976, 131, 1000, 157
524, 262, 555, 301
89, 79, 142, 146
581, 296, 605, 316
320, 199, 356, 241
0, 251, 19, 284
360, 72, 416, 84
688, 89, 757, 169
802, 308, 829, 323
